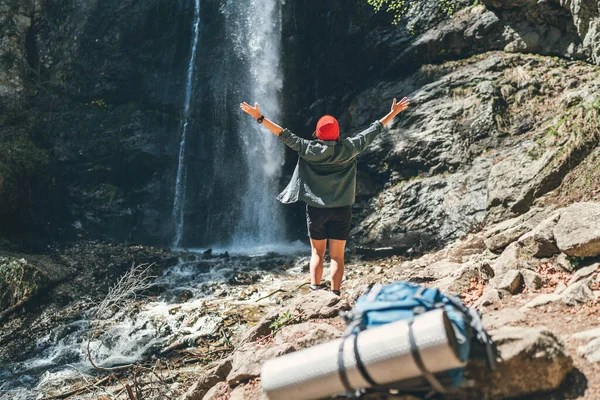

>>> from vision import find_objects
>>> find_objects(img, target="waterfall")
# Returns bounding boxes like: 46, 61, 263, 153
227, 0, 286, 249
172, 0, 201, 248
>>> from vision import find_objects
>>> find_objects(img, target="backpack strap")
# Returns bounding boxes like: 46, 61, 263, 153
408, 318, 447, 394
353, 332, 378, 387
338, 335, 354, 393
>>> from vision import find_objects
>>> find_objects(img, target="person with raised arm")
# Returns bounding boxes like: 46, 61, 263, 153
240, 97, 410, 296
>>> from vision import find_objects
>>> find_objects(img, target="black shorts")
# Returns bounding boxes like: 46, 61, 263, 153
306, 205, 352, 240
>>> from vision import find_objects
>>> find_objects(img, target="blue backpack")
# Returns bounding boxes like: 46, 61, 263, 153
338, 281, 496, 396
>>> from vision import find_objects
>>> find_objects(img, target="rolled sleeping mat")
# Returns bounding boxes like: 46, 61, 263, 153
261, 308, 465, 400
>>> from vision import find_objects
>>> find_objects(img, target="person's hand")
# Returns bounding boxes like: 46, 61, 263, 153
391, 97, 410, 116
240, 102, 262, 120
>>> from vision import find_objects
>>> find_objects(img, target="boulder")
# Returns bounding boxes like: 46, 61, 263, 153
496, 269, 523, 294
517, 213, 561, 257
483, 207, 554, 251
460, 327, 573, 399
474, 288, 502, 308
435, 263, 484, 295
561, 279, 594, 306
521, 269, 546, 291
553, 202, 600, 257
227, 343, 294, 386
492, 242, 529, 276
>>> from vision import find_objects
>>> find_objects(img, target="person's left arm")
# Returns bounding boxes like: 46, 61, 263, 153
240, 101, 311, 155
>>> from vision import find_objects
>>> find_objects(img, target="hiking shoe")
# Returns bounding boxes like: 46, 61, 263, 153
331, 290, 341, 296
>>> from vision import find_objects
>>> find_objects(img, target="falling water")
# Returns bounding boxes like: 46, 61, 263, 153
227, 0, 286, 248
172, 0, 201, 248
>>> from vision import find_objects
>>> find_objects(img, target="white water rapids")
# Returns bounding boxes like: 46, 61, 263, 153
0, 245, 307, 399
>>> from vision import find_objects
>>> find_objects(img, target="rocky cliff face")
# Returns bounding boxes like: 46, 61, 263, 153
2, 0, 600, 250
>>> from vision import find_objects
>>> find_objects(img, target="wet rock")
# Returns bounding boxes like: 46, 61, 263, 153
561, 278, 594, 306
274, 322, 342, 349
567, 263, 599, 286
228, 271, 262, 285
556, 253, 574, 272
184, 359, 232, 400
554, 202, 600, 257
461, 327, 573, 399
227, 343, 294, 386
496, 269, 523, 294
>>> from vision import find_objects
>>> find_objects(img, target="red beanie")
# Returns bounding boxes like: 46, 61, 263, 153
316, 115, 340, 141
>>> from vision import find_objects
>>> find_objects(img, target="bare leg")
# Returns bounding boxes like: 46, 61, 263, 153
310, 238, 327, 286
328, 239, 346, 291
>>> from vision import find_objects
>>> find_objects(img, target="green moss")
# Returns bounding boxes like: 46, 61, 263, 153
0, 257, 47, 312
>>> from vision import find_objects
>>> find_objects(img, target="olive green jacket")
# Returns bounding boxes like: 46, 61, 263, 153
277, 120, 384, 208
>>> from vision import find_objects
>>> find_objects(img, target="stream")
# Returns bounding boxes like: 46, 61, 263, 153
0, 243, 308, 400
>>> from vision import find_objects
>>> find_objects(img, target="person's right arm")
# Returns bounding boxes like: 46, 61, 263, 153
240, 101, 311, 155
346, 97, 410, 155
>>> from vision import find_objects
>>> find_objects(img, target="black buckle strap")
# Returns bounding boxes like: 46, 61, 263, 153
338, 335, 354, 393
353, 333, 378, 387
408, 319, 447, 394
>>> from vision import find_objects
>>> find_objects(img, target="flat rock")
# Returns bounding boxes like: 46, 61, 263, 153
461, 327, 573, 399
554, 282, 568, 295
227, 343, 294, 386
283, 290, 349, 319
578, 337, 600, 363
482, 308, 525, 330
274, 322, 342, 349
483, 208, 549, 251
567, 263, 599, 286
554, 202, 600, 257
572, 327, 600, 340
520, 293, 562, 310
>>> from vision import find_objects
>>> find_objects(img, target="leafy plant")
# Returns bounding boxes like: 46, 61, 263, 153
366, 0, 461, 25
568, 255, 585, 269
